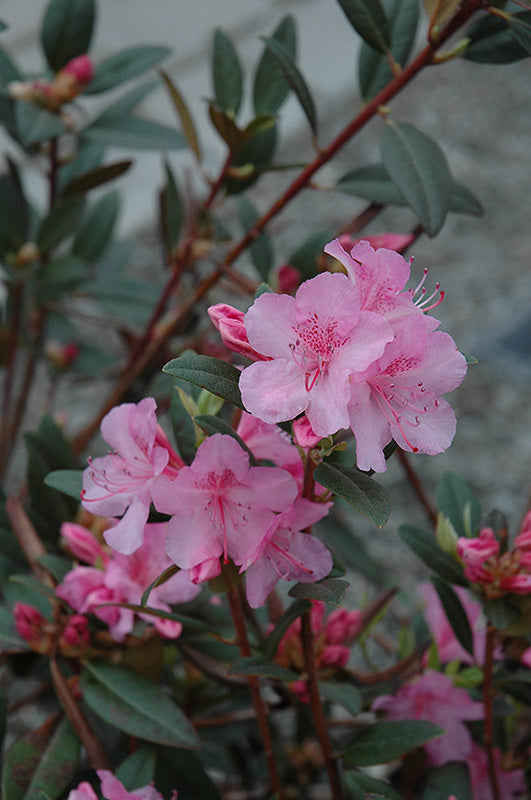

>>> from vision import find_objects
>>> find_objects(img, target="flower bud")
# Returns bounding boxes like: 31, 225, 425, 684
276, 263, 301, 294
62, 55, 94, 86
14, 602, 46, 642
435, 512, 459, 556
61, 522, 107, 565
60, 614, 90, 652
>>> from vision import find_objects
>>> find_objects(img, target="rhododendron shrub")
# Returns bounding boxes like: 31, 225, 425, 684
2, 0, 531, 799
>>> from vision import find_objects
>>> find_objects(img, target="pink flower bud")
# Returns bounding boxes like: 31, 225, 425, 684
208, 303, 269, 361
45, 340, 80, 369
457, 528, 499, 582
62, 55, 94, 86
14, 602, 47, 642
61, 614, 90, 648
292, 416, 321, 448
277, 263, 301, 294
320, 644, 350, 668
188, 557, 221, 584
325, 608, 363, 645
61, 522, 108, 565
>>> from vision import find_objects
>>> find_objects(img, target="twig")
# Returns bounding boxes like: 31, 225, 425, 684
6, 494, 55, 588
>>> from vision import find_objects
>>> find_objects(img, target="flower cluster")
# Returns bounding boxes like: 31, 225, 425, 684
209, 238, 467, 472
80, 401, 332, 608
67, 770, 172, 800
9, 55, 94, 111
457, 511, 531, 597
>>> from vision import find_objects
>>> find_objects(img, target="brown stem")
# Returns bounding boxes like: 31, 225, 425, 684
50, 657, 111, 770
227, 586, 285, 800
300, 612, 344, 800
397, 449, 437, 526
483, 624, 501, 800
0, 282, 24, 479
6, 494, 55, 589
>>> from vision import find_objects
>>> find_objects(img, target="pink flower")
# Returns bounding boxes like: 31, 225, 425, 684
514, 510, 531, 551
244, 498, 333, 608
457, 527, 531, 597
62, 55, 94, 85
155, 434, 298, 574
236, 411, 304, 488
337, 232, 415, 255
348, 314, 467, 472
419, 581, 487, 665
292, 416, 322, 448
68, 771, 170, 800
466, 743, 526, 799
82, 398, 184, 555
67, 782, 98, 800
239, 271, 393, 437
207, 303, 268, 361
372, 670, 483, 766
457, 528, 500, 583
61, 522, 108, 566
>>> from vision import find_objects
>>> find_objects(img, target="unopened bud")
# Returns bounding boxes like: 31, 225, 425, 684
44, 340, 79, 369
436, 512, 459, 557
277, 263, 301, 294
60, 614, 90, 653
62, 55, 94, 86
61, 521, 107, 565
15, 241, 39, 265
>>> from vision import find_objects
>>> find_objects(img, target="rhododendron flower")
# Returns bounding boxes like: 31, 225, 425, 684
457, 526, 531, 597
68, 770, 169, 800
348, 314, 467, 472
372, 670, 483, 766
244, 498, 333, 608
82, 398, 184, 554
207, 303, 268, 361
56, 523, 199, 642
155, 434, 298, 573
419, 581, 488, 665
236, 411, 304, 488
465, 743, 526, 799
239, 271, 393, 437
337, 232, 415, 255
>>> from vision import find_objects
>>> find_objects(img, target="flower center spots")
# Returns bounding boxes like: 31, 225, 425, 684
194, 469, 238, 492
290, 314, 349, 392
197, 470, 250, 563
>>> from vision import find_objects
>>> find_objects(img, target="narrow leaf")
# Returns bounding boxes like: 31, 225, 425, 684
159, 69, 201, 161
342, 720, 444, 766
344, 771, 405, 799
253, 16, 296, 115
163, 353, 244, 410
84, 116, 186, 151
85, 45, 171, 94
73, 192, 119, 261
264, 599, 312, 659
430, 575, 474, 655
320, 681, 362, 717
141, 565, 179, 606
399, 525, 469, 586
314, 462, 391, 528
336, 0, 391, 53
436, 471, 481, 538
229, 656, 299, 682
61, 161, 132, 196
421, 762, 472, 799
289, 578, 348, 607
463, 12, 531, 64
41, 0, 95, 72
237, 196, 274, 280
116, 746, 156, 792
212, 29, 243, 115
81, 661, 199, 748
208, 104, 248, 151
380, 122, 452, 236
37, 197, 86, 252
509, 12, 531, 54
260, 36, 317, 134
161, 160, 183, 253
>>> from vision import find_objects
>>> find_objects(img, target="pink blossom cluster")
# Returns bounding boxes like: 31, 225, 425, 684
9, 55, 94, 111
209, 237, 467, 472
457, 511, 531, 597
68, 770, 171, 800
55, 521, 200, 642
275, 600, 362, 700
14, 601, 90, 655
80, 400, 333, 609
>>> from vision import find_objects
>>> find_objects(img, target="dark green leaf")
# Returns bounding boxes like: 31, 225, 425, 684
72, 192, 119, 261
380, 122, 452, 236
58, 141, 104, 190
0, 46, 21, 85
509, 12, 531, 54
0, 605, 28, 651
154, 746, 223, 800
430, 575, 474, 655
421, 762, 472, 800
141, 565, 179, 606
0, 685, 5, 753
116, 745, 156, 791
170, 387, 197, 466
194, 415, 257, 465
161, 160, 183, 253
61, 160, 132, 196
359, 0, 419, 100
208, 104, 248, 151
41, 0, 95, 72
336, 0, 391, 53
229, 656, 299, 682
314, 462, 391, 528
37, 197, 86, 252
91, 80, 158, 119
84, 115, 186, 151
450, 181, 483, 216
481, 596, 522, 632
15, 102, 66, 148
342, 720, 444, 766
86, 45, 171, 94
320, 681, 362, 716
82, 275, 160, 326
2, 716, 79, 800
289, 230, 334, 280
225, 121, 277, 195
253, 16, 296, 115
237, 197, 274, 280
36, 554, 72, 582
260, 36, 317, 134
159, 69, 201, 161
399, 525, 469, 586
318, 513, 389, 586
264, 599, 312, 659
163, 353, 244, 410
212, 29, 243, 115
103, 602, 215, 634
345, 771, 405, 800
289, 578, 348, 607
43, 470, 83, 501
463, 11, 531, 63
436, 471, 481, 538
0, 165, 29, 252
38, 256, 88, 287
81, 661, 199, 748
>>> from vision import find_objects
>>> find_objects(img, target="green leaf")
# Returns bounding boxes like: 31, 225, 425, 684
92, 80, 159, 118
344, 771, 405, 800
116, 745, 156, 791
2, 716, 79, 800
194, 415, 257, 465
336, 0, 391, 53
398, 525, 469, 586
61, 160, 132, 196
82, 275, 160, 326
38, 256, 88, 287
237, 196, 274, 280
320, 681, 362, 717
73, 192, 119, 261
154, 747, 223, 800
450, 181, 484, 216
319, 513, 389, 586
103, 603, 215, 634
342, 720, 444, 766
41, 0, 95, 72
421, 762, 472, 800
84, 115, 186, 151
260, 36, 317, 134
289, 230, 334, 280
463, 11, 531, 64
380, 122, 452, 236
86, 45, 171, 94
170, 387, 197, 466
436, 471, 481, 538
0, 164, 29, 253
225, 121, 277, 195
508, 12, 531, 54
81, 661, 199, 748
161, 160, 183, 253
359, 0, 419, 100
253, 15, 296, 115
15, 102, 66, 148
163, 353, 244, 410
212, 29, 243, 115
228, 656, 299, 682
58, 141, 104, 190
264, 599, 312, 659
430, 575, 474, 655
481, 596, 521, 632
289, 578, 348, 607
37, 196, 86, 252
208, 104, 248, 151
159, 69, 201, 162
0, 685, 5, 753
314, 462, 391, 528
36, 553, 72, 582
